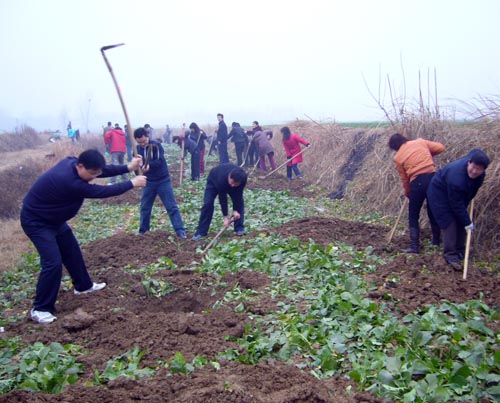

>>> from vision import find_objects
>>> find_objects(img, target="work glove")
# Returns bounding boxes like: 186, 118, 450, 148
465, 223, 474, 232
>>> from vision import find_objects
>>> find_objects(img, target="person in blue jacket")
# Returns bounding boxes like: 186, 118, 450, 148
134, 127, 186, 238
192, 163, 247, 240
21, 149, 146, 324
172, 132, 200, 181
427, 148, 490, 269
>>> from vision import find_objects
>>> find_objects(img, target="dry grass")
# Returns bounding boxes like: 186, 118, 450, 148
0, 133, 108, 273
0, 219, 32, 273
266, 118, 499, 257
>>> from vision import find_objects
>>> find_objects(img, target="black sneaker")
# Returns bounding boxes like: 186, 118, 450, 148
235, 230, 246, 236
176, 230, 187, 239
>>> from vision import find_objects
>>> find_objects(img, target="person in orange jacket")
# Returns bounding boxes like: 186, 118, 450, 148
388, 133, 445, 253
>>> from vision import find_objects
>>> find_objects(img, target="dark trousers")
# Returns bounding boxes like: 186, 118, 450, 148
408, 173, 438, 229
200, 148, 206, 174
443, 219, 466, 262
234, 142, 246, 166
218, 142, 229, 164
196, 183, 245, 236
246, 142, 258, 166
190, 150, 200, 181
21, 211, 93, 313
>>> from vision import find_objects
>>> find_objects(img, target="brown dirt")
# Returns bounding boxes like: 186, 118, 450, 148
1, 163, 499, 403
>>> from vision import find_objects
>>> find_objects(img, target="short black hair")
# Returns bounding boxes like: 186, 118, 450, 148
388, 133, 408, 151
134, 127, 148, 139
252, 120, 259, 126
78, 149, 105, 170
217, 113, 224, 119
229, 167, 247, 183
468, 149, 490, 169
172, 135, 181, 144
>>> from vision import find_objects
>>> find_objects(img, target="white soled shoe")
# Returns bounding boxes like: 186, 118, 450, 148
30, 309, 57, 324
74, 282, 107, 295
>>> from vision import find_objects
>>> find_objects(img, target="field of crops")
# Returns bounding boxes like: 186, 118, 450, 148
0, 141, 499, 403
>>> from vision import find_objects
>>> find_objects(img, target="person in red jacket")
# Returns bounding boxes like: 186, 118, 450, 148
388, 133, 445, 253
104, 124, 128, 184
281, 126, 311, 182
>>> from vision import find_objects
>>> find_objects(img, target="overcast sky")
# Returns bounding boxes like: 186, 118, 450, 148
1, 0, 499, 132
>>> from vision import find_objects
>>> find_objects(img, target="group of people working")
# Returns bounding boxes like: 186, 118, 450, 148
171, 115, 312, 183
22, 122, 250, 323
20, 121, 489, 324
388, 133, 490, 270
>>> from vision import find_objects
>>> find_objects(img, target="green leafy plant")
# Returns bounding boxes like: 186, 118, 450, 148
0, 340, 82, 394
93, 346, 154, 385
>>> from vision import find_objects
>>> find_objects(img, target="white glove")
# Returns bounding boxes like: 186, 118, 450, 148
465, 223, 474, 232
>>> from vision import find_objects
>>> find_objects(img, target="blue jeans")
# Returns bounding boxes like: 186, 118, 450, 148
110, 152, 127, 183
126, 145, 133, 162
196, 182, 245, 236
140, 177, 185, 234
21, 210, 93, 313
286, 164, 301, 179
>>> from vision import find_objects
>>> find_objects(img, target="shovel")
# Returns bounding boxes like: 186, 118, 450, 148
463, 199, 474, 280
203, 217, 235, 253
259, 146, 311, 179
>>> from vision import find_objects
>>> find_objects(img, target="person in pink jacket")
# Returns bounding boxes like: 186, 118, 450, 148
104, 125, 128, 184
281, 126, 311, 181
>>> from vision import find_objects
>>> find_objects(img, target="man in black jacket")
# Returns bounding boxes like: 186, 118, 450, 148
21, 149, 146, 323
228, 122, 249, 167
216, 113, 229, 164
427, 148, 490, 269
193, 164, 247, 240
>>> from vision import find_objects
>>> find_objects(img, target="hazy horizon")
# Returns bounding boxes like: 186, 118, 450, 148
1, 0, 499, 133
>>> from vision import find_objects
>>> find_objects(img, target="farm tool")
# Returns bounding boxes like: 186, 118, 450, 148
179, 136, 185, 185
203, 216, 235, 253
144, 144, 159, 168
259, 146, 311, 180
463, 199, 474, 280
246, 158, 261, 177
100, 43, 142, 174
240, 136, 255, 168
386, 198, 407, 244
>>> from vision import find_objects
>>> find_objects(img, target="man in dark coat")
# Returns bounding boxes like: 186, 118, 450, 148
228, 122, 249, 167
192, 163, 247, 240
21, 150, 146, 323
427, 148, 490, 269
134, 128, 186, 237
216, 113, 229, 164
